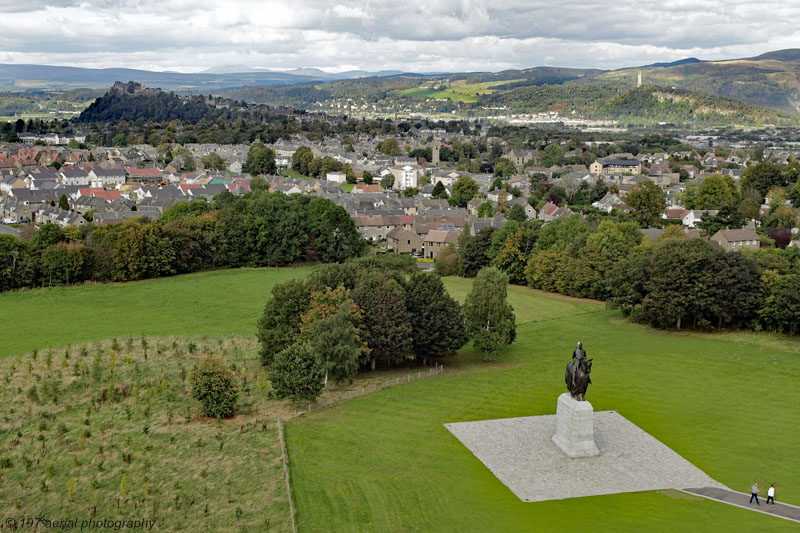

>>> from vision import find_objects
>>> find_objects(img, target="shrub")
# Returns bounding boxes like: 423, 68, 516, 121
189, 356, 239, 418
268, 343, 324, 401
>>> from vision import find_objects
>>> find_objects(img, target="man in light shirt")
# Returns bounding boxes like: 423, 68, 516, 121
767, 483, 776, 505
749, 482, 760, 505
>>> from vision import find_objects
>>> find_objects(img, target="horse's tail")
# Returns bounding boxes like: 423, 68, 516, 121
565, 361, 572, 388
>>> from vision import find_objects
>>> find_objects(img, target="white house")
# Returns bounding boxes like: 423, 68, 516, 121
326, 172, 347, 184
391, 164, 424, 191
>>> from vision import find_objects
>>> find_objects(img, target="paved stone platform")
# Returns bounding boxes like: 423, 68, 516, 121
445, 411, 727, 502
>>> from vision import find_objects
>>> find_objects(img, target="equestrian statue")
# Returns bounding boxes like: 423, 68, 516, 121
565, 341, 592, 401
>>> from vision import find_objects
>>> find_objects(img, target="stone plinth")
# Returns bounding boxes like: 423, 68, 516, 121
551, 393, 599, 458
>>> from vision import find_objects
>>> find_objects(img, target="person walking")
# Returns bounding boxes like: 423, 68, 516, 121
767, 483, 775, 505
750, 482, 760, 505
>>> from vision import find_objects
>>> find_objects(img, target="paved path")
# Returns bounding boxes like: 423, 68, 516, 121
683, 487, 800, 523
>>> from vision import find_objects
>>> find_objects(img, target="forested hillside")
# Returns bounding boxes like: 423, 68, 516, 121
76, 81, 229, 123
220, 49, 800, 126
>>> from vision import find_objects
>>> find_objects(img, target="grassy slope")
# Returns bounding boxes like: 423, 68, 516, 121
286, 279, 800, 532
0, 336, 292, 531
0, 267, 311, 359
398, 80, 522, 103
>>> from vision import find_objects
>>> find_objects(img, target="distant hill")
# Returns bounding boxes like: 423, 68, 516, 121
595, 85, 788, 125
605, 48, 800, 114
643, 58, 700, 68
76, 81, 224, 123
0, 64, 327, 91
8, 49, 800, 125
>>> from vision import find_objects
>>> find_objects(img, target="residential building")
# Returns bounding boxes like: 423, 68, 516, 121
589, 159, 642, 176
710, 229, 760, 251
422, 229, 459, 259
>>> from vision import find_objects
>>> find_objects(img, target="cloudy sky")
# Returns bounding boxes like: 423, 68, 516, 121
0, 0, 799, 73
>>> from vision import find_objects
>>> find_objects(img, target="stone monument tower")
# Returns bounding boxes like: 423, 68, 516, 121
432, 140, 440, 165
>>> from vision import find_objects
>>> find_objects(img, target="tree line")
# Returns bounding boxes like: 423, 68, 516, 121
258, 259, 516, 401
0, 191, 364, 292
436, 215, 800, 335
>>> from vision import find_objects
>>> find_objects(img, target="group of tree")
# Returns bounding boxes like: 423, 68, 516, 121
258, 259, 516, 401
291, 145, 354, 180
435, 214, 800, 335
0, 190, 365, 292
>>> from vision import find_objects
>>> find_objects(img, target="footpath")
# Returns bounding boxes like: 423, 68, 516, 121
682, 487, 800, 523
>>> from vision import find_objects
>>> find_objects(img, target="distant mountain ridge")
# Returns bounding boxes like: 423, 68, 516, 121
6, 49, 800, 125
0, 63, 410, 91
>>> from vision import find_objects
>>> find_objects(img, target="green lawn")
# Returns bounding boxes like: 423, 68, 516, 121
398, 80, 524, 103
286, 281, 800, 532
2, 269, 798, 530
0, 268, 310, 359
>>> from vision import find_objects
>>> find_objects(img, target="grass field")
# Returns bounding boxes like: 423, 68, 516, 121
0, 267, 310, 359
1, 268, 798, 531
0, 335, 293, 531
285, 278, 800, 531
398, 79, 523, 103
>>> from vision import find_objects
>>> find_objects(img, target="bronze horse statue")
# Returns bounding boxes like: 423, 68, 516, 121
565, 358, 592, 401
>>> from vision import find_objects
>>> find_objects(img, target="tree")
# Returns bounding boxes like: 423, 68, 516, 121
641, 239, 717, 329
180, 151, 196, 172
378, 138, 400, 155
761, 272, 800, 334
477, 200, 494, 218
739, 188, 763, 220
257, 279, 311, 366
789, 175, 800, 208
249, 175, 269, 192
536, 214, 589, 252
189, 356, 239, 418
604, 246, 652, 314
269, 343, 324, 401
343, 163, 356, 184
431, 181, 448, 199
740, 162, 787, 197
0, 234, 22, 292
493, 223, 540, 284
449, 176, 479, 207
767, 227, 791, 248
362, 170, 373, 184
380, 174, 395, 190
292, 146, 314, 176
351, 272, 412, 370
460, 227, 495, 277
201, 152, 227, 171
58, 194, 70, 211
508, 203, 527, 222
765, 205, 798, 228
494, 158, 516, 177
307, 301, 368, 387
695, 174, 737, 210
538, 143, 564, 167
463, 267, 516, 361
626, 180, 666, 228
244, 142, 276, 175
404, 273, 468, 364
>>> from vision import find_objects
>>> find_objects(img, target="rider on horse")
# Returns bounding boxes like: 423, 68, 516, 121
571, 341, 586, 388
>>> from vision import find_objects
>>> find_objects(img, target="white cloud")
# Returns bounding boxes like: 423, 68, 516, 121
0, 0, 797, 73
330, 5, 373, 19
